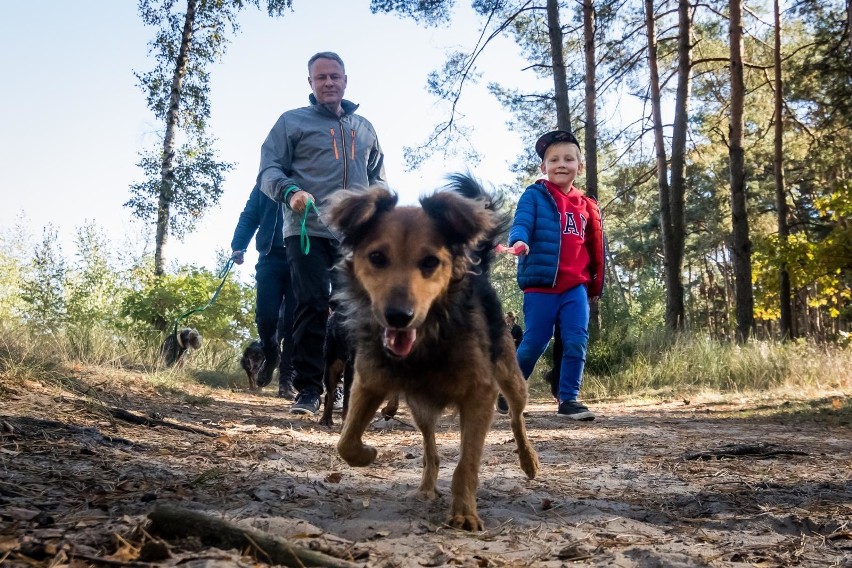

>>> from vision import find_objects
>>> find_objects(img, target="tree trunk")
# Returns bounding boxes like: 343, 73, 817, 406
644, 0, 679, 331
666, 0, 691, 330
773, 0, 793, 340
155, 0, 198, 277
729, 0, 754, 342
583, 0, 601, 338
546, 0, 572, 132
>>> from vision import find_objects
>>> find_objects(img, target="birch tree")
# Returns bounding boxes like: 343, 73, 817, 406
127, 0, 292, 278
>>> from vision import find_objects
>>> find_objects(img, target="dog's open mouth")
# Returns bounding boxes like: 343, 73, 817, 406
383, 328, 417, 358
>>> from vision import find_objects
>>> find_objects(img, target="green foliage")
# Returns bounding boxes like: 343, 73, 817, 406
0, 217, 31, 323
120, 263, 255, 346
581, 331, 852, 401
125, 137, 232, 239
20, 225, 67, 332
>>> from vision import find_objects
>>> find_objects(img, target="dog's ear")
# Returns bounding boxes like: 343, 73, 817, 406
421, 191, 492, 249
327, 187, 398, 247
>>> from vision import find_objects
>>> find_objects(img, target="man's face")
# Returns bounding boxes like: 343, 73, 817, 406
308, 58, 347, 108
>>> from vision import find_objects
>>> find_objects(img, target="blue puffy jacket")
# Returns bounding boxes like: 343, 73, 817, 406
230, 183, 284, 256
508, 183, 561, 289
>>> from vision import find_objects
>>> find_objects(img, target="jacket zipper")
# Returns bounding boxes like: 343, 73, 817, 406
338, 119, 349, 189
547, 186, 561, 288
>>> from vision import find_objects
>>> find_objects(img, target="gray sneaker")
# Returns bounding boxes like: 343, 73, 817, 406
291, 391, 321, 415
278, 378, 298, 400
557, 400, 595, 421
332, 386, 344, 412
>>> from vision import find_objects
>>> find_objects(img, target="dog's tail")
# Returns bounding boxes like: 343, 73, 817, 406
441, 172, 511, 273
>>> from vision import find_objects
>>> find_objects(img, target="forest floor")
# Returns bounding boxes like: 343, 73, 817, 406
1, 365, 850, 567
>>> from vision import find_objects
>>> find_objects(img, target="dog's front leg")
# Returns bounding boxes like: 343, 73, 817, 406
448, 393, 495, 531
408, 400, 440, 501
337, 378, 384, 467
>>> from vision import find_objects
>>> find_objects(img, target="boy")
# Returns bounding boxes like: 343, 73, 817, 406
501, 130, 604, 420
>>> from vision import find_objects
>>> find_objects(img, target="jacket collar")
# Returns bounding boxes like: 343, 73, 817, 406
308, 94, 359, 117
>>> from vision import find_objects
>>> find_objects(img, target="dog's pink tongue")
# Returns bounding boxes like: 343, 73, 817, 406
383, 328, 416, 358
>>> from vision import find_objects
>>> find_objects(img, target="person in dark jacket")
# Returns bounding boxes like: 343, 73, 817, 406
231, 182, 297, 399
257, 51, 387, 415
500, 130, 605, 421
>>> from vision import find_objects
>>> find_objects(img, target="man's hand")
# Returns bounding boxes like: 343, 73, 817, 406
289, 190, 315, 213
231, 250, 245, 265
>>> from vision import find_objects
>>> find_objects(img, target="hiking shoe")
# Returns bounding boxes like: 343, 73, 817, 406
557, 400, 595, 421
496, 394, 509, 415
278, 378, 298, 400
291, 391, 321, 415
332, 385, 344, 412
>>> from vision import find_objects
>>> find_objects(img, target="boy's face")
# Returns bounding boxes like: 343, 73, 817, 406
540, 142, 583, 189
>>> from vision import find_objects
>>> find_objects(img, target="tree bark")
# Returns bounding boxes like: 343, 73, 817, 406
729, 0, 754, 342
583, 0, 602, 338
773, 0, 793, 340
666, 0, 691, 330
155, 0, 197, 277
547, 0, 572, 132
644, 0, 680, 331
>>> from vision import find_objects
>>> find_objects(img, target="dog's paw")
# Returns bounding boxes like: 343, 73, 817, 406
338, 443, 377, 467
519, 448, 540, 479
409, 487, 440, 501
448, 512, 484, 532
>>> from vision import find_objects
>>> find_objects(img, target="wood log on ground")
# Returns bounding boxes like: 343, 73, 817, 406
148, 504, 362, 568
684, 442, 808, 461
108, 407, 219, 437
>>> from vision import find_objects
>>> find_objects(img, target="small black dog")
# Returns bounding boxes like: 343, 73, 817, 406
160, 328, 202, 367
543, 325, 562, 400
240, 340, 265, 391
320, 310, 355, 427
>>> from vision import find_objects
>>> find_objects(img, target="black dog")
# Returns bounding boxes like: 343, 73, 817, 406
543, 324, 562, 400
319, 310, 355, 427
240, 340, 265, 391
160, 328, 202, 367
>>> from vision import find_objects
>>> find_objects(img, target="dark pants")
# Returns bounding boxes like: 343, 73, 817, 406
285, 235, 337, 396
255, 247, 295, 380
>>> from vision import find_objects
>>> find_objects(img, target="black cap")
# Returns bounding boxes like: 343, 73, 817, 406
535, 130, 581, 159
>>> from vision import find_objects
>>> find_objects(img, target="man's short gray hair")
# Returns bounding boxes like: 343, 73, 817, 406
308, 52, 345, 74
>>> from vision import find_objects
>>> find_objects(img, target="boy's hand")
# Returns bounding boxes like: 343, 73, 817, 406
231, 250, 245, 265
496, 242, 529, 256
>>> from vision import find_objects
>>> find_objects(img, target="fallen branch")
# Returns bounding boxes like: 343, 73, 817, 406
107, 407, 219, 437
148, 504, 362, 567
684, 443, 808, 461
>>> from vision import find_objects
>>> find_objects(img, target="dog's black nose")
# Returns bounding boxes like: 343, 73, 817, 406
384, 306, 414, 328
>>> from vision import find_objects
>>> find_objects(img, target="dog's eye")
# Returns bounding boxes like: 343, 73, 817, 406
419, 255, 440, 272
368, 251, 389, 268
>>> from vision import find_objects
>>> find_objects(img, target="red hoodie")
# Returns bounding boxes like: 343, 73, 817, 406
525, 180, 604, 297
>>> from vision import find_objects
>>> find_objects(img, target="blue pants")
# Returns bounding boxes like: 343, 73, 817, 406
516, 285, 590, 402
255, 247, 295, 380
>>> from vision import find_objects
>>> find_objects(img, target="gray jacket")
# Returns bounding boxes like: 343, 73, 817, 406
257, 95, 387, 239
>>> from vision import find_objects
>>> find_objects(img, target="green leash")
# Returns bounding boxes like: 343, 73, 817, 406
300, 198, 319, 255
172, 257, 235, 336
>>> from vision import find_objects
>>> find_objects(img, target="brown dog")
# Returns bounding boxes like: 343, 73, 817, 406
327, 173, 539, 531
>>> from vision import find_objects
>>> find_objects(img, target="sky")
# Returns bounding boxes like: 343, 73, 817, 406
0, 1, 548, 277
